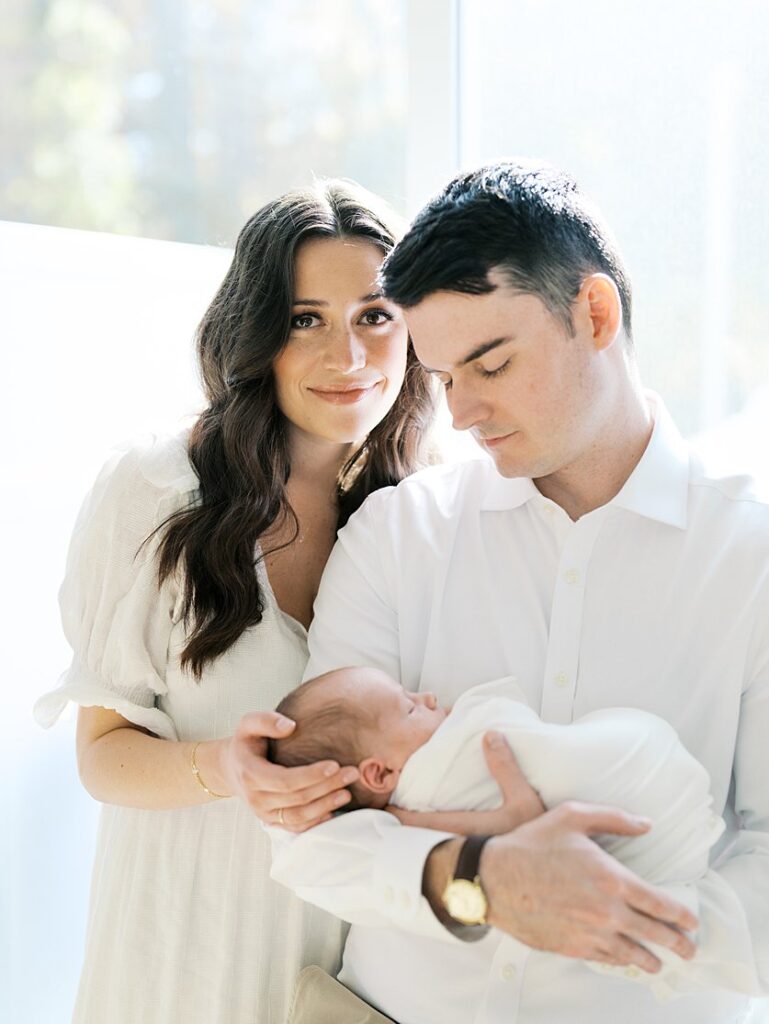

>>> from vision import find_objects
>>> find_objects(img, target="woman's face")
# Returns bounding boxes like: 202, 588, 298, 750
273, 236, 409, 446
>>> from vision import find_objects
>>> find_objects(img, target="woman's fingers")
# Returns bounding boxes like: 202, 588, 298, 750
228, 709, 362, 826
235, 709, 297, 741
269, 788, 353, 831
243, 765, 358, 823
273, 767, 359, 808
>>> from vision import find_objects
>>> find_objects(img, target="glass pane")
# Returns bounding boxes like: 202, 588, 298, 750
459, 0, 769, 458
1, 0, 407, 245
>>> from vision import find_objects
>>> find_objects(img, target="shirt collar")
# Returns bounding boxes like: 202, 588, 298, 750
481, 470, 541, 512
609, 392, 690, 529
480, 392, 690, 528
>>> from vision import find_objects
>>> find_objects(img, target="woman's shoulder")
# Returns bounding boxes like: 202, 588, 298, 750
124, 429, 200, 494
84, 429, 201, 529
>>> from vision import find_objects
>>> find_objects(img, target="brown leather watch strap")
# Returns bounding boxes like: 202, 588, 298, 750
454, 834, 493, 882
435, 834, 493, 942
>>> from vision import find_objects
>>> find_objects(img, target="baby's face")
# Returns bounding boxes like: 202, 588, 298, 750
318, 667, 449, 770
361, 671, 449, 768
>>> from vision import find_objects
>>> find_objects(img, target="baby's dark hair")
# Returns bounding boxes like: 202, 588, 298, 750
267, 675, 378, 811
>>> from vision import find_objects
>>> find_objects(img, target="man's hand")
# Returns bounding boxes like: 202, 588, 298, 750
480, 802, 699, 973
387, 731, 545, 834
206, 711, 359, 831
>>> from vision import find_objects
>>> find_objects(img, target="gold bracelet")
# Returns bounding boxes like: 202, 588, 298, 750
191, 742, 228, 799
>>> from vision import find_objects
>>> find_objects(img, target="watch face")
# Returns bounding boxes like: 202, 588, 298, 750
443, 878, 488, 925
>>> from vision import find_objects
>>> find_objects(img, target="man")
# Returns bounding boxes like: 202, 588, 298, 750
270, 162, 769, 1023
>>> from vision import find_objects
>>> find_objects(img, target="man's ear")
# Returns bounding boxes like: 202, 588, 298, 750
577, 273, 623, 352
359, 757, 400, 794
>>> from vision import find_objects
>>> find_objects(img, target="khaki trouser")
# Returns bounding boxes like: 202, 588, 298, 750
287, 966, 397, 1024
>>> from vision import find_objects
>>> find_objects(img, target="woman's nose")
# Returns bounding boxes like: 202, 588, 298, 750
323, 326, 367, 372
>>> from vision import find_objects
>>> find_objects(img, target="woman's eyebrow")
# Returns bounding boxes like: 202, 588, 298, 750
292, 292, 384, 306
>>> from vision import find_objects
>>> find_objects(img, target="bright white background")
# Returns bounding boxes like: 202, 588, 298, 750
3, 1, 769, 1020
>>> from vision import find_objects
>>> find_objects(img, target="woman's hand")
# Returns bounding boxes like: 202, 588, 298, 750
200, 710, 360, 832
385, 730, 545, 835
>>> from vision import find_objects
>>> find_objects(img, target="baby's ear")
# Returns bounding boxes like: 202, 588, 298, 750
359, 758, 400, 794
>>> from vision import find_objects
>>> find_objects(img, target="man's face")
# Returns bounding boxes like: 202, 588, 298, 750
404, 270, 607, 480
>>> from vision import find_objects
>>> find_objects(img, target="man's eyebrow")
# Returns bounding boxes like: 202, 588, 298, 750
422, 336, 514, 375
292, 292, 384, 306
459, 336, 513, 366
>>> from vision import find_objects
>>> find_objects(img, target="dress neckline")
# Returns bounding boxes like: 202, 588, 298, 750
255, 549, 309, 641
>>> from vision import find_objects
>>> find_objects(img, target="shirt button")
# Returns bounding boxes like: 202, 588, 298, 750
564, 569, 580, 584
501, 963, 517, 982
554, 672, 569, 687
624, 966, 641, 979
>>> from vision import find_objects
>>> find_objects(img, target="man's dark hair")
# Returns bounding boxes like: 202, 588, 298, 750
380, 160, 633, 340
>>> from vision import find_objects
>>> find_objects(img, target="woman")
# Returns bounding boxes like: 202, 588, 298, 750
35, 180, 435, 1024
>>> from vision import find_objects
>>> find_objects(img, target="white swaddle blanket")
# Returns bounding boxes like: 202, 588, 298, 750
392, 678, 727, 999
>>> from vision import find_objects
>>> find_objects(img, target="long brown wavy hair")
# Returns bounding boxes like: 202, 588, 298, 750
154, 180, 435, 678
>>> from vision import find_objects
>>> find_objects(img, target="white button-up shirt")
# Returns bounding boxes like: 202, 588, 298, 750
270, 397, 769, 1024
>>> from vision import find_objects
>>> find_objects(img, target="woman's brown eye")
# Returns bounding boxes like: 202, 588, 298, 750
361, 309, 393, 326
291, 314, 319, 329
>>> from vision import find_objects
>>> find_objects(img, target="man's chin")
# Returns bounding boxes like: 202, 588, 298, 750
485, 446, 529, 479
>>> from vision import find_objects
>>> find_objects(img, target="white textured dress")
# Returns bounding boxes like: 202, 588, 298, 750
34, 434, 346, 1024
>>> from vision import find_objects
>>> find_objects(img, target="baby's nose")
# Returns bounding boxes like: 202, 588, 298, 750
422, 692, 438, 709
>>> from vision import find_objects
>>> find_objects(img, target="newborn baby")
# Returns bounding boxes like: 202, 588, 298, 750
270, 666, 727, 1000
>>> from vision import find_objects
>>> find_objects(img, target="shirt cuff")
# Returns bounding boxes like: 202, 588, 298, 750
372, 825, 465, 943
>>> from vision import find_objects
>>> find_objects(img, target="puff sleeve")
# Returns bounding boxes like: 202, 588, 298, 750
34, 437, 199, 741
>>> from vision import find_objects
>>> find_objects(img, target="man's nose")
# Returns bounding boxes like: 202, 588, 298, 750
323, 326, 367, 372
447, 380, 488, 432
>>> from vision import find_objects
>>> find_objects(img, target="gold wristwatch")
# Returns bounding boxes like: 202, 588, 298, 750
441, 834, 492, 927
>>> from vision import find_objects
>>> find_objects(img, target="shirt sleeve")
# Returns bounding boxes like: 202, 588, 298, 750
34, 440, 197, 741
269, 490, 458, 941
608, 593, 769, 1001
680, 591, 769, 996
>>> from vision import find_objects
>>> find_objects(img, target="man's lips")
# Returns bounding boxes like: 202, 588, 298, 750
480, 431, 516, 449
308, 382, 382, 405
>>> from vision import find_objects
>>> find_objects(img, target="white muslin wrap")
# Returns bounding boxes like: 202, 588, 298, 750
393, 677, 726, 1000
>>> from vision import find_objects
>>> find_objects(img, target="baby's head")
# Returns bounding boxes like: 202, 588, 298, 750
268, 666, 448, 810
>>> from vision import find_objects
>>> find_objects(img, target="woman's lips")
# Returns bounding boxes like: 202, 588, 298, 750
308, 383, 381, 405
